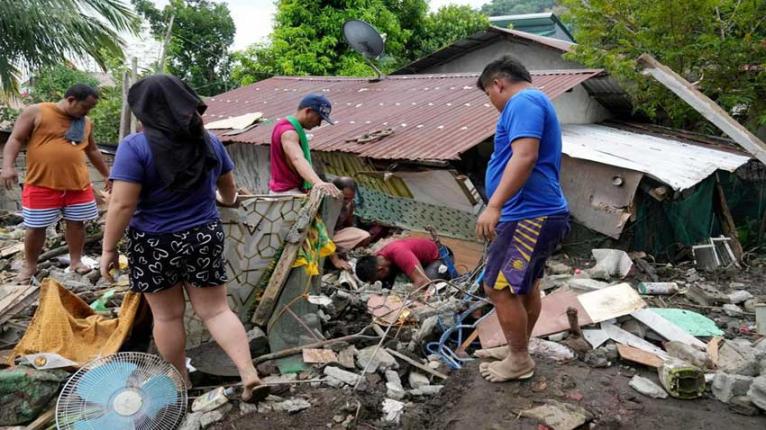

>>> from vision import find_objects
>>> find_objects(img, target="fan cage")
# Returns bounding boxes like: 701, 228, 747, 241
56, 352, 188, 430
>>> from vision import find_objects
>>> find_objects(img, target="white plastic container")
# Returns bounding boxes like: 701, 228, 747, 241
191, 386, 236, 413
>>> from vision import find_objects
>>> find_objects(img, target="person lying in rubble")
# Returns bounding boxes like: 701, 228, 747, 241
327, 176, 371, 271
474, 56, 570, 383
354, 237, 455, 290
99, 75, 267, 401
268, 93, 342, 199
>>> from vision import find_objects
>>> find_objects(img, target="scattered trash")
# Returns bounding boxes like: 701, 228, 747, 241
307, 295, 333, 306
728, 290, 754, 305
21, 352, 77, 370
650, 308, 724, 337
629, 375, 668, 399
521, 400, 593, 430
712, 373, 754, 403
637, 282, 678, 295
718, 341, 759, 376
587, 249, 633, 280
192, 386, 236, 413
658, 358, 705, 399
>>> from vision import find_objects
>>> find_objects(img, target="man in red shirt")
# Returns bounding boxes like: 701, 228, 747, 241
355, 237, 448, 288
268, 93, 341, 198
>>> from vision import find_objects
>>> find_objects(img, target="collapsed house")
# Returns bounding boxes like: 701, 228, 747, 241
203, 27, 765, 262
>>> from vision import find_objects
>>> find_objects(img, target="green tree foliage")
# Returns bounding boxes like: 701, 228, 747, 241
231, 0, 488, 85
562, 0, 766, 133
480, 0, 557, 16
0, 0, 139, 94
27, 65, 99, 103
133, 0, 235, 95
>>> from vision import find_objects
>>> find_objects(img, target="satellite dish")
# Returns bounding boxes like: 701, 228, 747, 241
343, 20, 385, 81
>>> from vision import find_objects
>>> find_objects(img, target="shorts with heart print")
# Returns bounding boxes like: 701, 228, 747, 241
126, 221, 229, 293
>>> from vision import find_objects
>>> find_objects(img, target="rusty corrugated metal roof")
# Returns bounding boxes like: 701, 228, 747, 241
204, 70, 603, 161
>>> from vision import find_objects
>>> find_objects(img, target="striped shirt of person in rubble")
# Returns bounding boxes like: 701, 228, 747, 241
474, 56, 571, 383
268, 93, 342, 199
1, 84, 112, 284
354, 237, 455, 290
99, 74, 268, 402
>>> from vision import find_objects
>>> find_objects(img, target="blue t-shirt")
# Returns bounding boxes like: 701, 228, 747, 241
486, 88, 568, 222
110, 132, 234, 234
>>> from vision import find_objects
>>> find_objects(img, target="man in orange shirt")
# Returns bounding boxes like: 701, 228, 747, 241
2, 84, 111, 282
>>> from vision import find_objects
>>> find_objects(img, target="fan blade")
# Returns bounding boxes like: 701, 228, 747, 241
72, 411, 135, 430
76, 362, 138, 405
140, 375, 179, 418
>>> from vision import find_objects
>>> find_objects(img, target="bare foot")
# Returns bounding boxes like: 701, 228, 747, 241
16, 265, 36, 284
479, 355, 535, 383
69, 262, 92, 275
474, 346, 509, 360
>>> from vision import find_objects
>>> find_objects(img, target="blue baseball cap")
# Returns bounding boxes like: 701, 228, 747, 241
299, 93, 334, 125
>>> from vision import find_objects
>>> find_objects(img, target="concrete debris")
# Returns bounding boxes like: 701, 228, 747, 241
410, 297, 463, 321
712, 373, 754, 403
620, 319, 646, 339
729, 395, 760, 416
410, 384, 444, 396
542, 273, 574, 290
664, 341, 711, 369
239, 402, 259, 415
546, 260, 573, 275
718, 341, 759, 376
723, 304, 744, 316
200, 403, 232, 429
408, 372, 430, 389
382, 398, 405, 424
386, 381, 407, 400
530, 338, 576, 362
587, 249, 633, 280
686, 284, 728, 306
747, 376, 766, 411
521, 400, 593, 430
356, 345, 398, 372
728, 290, 754, 305
272, 398, 311, 414
324, 366, 363, 386
628, 375, 668, 399
178, 412, 203, 430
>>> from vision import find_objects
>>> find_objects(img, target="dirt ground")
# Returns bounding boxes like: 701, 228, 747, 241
214, 355, 766, 430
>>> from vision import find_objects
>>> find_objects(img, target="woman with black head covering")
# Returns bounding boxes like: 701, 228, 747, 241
100, 75, 266, 401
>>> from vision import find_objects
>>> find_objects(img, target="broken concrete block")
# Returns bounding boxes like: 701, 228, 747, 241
240, 402, 259, 415
178, 412, 203, 430
412, 316, 438, 344
719, 341, 759, 376
385, 369, 402, 386
628, 375, 668, 399
410, 384, 444, 396
723, 304, 744, 316
729, 395, 759, 416
587, 249, 633, 280
686, 284, 728, 306
665, 341, 710, 369
272, 398, 311, 414
356, 346, 398, 372
728, 290, 754, 305
621, 319, 646, 339
324, 366, 362, 386
382, 398, 405, 424
712, 373, 754, 403
521, 400, 593, 430
386, 381, 407, 400
408, 372, 430, 389
748, 375, 766, 411
200, 403, 232, 429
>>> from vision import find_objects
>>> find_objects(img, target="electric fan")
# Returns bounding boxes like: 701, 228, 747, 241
56, 352, 187, 430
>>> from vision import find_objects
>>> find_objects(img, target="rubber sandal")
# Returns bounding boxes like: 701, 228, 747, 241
241, 384, 270, 403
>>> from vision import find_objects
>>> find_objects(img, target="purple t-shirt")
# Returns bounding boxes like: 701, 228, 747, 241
110, 132, 234, 234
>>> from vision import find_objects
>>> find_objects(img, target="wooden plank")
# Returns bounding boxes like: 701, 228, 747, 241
577, 283, 646, 323
302, 348, 338, 364
637, 53, 766, 165
630, 308, 707, 351
456, 329, 479, 356
708, 336, 722, 368
0, 243, 23, 258
409, 231, 483, 271
0, 284, 38, 326
617, 344, 664, 368
252, 190, 324, 326
385, 347, 448, 380
715, 178, 744, 262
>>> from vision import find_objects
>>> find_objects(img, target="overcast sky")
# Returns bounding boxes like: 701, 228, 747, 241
151, 0, 489, 50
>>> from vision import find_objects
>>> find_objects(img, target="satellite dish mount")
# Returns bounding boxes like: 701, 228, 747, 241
343, 20, 386, 82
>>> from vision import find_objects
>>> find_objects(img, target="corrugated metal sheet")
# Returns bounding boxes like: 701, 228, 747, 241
562, 124, 752, 191
204, 70, 603, 161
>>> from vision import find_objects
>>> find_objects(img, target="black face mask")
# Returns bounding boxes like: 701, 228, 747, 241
128, 75, 219, 192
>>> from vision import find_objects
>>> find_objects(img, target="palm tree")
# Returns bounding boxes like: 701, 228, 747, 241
0, 0, 139, 94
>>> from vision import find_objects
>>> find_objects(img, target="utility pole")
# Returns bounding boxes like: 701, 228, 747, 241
158, 14, 175, 73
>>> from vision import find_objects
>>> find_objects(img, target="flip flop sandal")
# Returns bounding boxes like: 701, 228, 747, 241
240, 384, 270, 404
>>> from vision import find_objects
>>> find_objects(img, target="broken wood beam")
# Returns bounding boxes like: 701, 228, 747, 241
252, 189, 324, 326
252, 332, 378, 364
385, 347, 448, 380
714, 177, 744, 262
637, 53, 766, 165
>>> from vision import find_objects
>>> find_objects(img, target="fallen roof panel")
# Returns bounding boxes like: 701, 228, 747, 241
562, 124, 752, 190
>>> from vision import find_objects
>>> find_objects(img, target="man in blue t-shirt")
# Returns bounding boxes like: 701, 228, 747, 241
475, 56, 571, 383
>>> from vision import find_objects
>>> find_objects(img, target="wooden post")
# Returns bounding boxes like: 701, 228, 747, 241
637, 54, 766, 165
714, 175, 744, 262
118, 70, 131, 142
130, 57, 138, 134
252, 190, 323, 326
